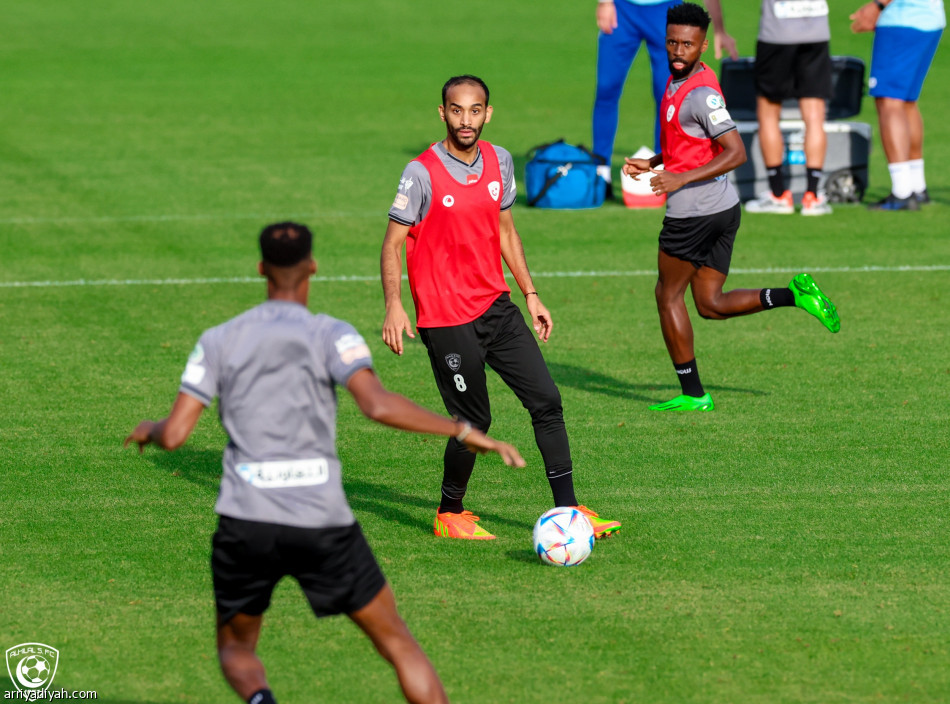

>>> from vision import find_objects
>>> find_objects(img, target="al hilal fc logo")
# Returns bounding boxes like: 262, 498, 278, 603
6, 643, 59, 692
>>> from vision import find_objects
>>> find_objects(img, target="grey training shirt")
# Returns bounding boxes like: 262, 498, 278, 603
389, 141, 517, 226
665, 72, 740, 219
179, 300, 374, 529
758, 0, 831, 44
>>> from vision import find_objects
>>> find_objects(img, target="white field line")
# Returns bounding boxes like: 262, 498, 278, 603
0, 211, 377, 225
1, 265, 948, 289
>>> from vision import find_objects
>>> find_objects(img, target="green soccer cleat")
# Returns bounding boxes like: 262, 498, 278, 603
790, 273, 840, 333
649, 393, 714, 412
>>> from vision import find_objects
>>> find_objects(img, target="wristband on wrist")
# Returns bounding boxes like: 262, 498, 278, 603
873, 0, 886, 10
455, 421, 473, 443
524, 291, 538, 298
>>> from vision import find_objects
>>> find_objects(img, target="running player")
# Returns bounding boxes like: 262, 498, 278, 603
381, 75, 620, 540
622, 3, 840, 411
126, 222, 526, 704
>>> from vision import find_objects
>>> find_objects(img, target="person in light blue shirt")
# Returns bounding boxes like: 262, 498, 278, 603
851, 0, 946, 210
591, 0, 736, 198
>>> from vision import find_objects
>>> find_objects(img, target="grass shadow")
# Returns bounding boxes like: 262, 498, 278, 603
345, 478, 536, 534
547, 361, 769, 401
146, 446, 222, 495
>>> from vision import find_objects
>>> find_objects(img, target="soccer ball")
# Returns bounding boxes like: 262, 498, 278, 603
533, 506, 595, 567
20, 655, 50, 685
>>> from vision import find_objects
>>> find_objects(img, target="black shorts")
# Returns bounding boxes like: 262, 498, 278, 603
211, 515, 386, 625
755, 41, 833, 102
659, 203, 741, 275
417, 293, 563, 431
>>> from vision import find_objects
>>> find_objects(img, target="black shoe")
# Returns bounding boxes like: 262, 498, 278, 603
605, 181, 615, 201
868, 193, 920, 211
915, 189, 931, 205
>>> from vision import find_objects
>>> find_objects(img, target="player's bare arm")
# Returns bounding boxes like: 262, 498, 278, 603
849, 1, 883, 32
498, 210, 552, 342
622, 152, 664, 177
648, 129, 746, 195
380, 219, 415, 356
124, 392, 205, 452
346, 368, 526, 467
703, 0, 739, 60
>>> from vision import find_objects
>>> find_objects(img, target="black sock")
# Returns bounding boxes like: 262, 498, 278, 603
767, 166, 785, 197
546, 466, 577, 507
438, 493, 464, 514
759, 288, 795, 309
248, 689, 277, 704
674, 358, 704, 397
806, 167, 822, 195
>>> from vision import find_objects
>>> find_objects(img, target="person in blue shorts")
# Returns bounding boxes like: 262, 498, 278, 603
592, 0, 736, 198
850, 0, 945, 210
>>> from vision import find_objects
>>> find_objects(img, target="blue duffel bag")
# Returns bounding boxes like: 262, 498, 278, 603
524, 140, 607, 209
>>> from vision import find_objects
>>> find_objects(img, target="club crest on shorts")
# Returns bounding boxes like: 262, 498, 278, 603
6, 643, 59, 692
444, 353, 462, 372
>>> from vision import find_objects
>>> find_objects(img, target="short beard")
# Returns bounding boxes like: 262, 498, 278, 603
448, 125, 481, 150
668, 61, 695, 81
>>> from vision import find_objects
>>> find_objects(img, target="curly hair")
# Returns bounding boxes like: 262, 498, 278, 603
667, 2, 711, 31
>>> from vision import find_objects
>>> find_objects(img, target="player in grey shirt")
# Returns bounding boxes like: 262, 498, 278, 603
746, 0, 834, 215
622, 2, 840, 412
663, 73, 740, 219
126, 222, 524, 704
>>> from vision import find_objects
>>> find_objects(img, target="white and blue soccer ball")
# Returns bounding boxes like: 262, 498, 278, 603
533, 506, 595, 566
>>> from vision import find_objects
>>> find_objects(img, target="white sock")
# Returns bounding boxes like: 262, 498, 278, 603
907, 159, 926, 194
888, 161, 914, 199
596, 164, 612, 183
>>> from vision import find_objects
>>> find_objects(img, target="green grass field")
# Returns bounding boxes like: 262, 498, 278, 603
2, 1, 949, 702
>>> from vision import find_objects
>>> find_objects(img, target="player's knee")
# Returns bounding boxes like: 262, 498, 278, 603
695, 301, 725, 320
526, 386, 562, 419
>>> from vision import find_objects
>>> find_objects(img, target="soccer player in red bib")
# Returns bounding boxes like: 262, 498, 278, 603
381, 75, 620, 540
623, 3, 841, 412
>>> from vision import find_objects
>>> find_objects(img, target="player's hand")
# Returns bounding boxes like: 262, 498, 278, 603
622, 157, 653, 177
382, 305, 415, 355
526, 295, 553, 342
714, 31, 738, 60
124, 421, 156, 454
596, 1, 617, 34
849, 3, 879, 32
461, 429, 527, 468
649, 170, 687, 195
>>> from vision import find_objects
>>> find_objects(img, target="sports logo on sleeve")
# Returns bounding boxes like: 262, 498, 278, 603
709, 108, 732, 126
392, 176, 413, 210
182, 343, 206, 385
334, 333, 371, 365
706, 94, 725, 110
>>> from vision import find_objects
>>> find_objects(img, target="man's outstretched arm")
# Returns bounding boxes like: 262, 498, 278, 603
125, 392, 206, 452
346, 368, 526, 467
